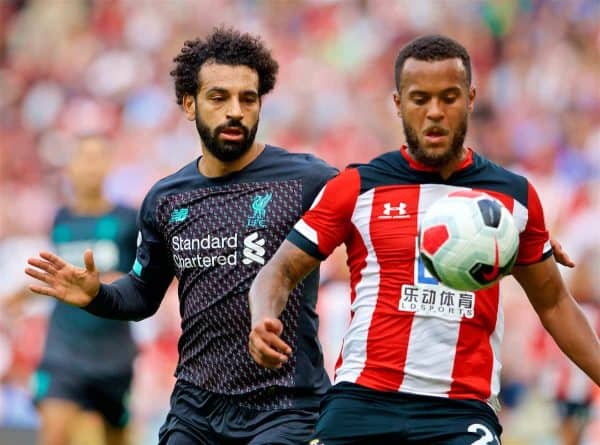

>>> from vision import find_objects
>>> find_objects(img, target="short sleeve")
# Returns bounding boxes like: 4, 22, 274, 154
516, 181, 552, 265
299, 157, 339, 212
288, 168, 360, 260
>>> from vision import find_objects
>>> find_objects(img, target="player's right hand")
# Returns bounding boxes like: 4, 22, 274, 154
249, 318, 292, 369
25, 249, 100, 307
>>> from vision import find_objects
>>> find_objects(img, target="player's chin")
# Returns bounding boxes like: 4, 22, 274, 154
215, 142, 248, 161
421, 140, 450, 153
419, 147, 452, 164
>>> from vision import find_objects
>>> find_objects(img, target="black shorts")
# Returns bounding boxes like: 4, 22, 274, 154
158, 380, 319, 445
556, 398, 592, 422
31, 366, 132, 428
312, 382, 502, 445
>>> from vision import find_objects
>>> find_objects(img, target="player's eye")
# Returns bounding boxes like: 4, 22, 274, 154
443, 94, 457, 104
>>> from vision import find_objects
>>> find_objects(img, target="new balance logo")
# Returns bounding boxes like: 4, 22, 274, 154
379, 202, 409, 219
169, 208, 189, 223
242, 232, 266, 265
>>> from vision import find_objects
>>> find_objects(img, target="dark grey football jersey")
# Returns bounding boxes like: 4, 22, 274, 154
42, 205, 138, 375
133, 145, 337, 409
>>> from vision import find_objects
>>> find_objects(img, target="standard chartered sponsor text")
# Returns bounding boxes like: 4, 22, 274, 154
172, 234, 238, 269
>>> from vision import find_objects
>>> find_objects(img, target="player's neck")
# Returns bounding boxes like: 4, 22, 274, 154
439, 150, 467, 180
70, 195, 113, 216
198, 143, 265, 178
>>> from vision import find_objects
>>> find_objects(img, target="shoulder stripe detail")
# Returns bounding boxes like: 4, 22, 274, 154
512, 199, 528, 233
294, 220, 318, 245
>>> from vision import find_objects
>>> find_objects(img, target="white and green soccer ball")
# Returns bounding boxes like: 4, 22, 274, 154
419, 190, 520, 291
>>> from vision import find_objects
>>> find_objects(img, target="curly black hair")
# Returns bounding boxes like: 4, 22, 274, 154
170, 27, 279, 106
394, 34, 472, 91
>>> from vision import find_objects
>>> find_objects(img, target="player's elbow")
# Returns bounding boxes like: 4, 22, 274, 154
132, 300, 162, 321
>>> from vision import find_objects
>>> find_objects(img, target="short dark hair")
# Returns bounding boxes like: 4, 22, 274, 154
170, 27, 279, 106
394, 35, 472, 91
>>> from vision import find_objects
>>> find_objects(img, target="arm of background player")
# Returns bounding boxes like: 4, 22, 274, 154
512, 257, 600, 386
248, 240, 320, 369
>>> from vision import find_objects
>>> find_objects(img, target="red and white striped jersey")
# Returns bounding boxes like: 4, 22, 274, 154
288, 147, 552, 410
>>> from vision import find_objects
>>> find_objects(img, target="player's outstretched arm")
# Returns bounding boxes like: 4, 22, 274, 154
249, 240, 320, 369
25, 249, 100, 307
512, 257, 600, 385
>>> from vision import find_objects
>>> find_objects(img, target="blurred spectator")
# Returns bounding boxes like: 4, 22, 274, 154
5, 135, 139, 445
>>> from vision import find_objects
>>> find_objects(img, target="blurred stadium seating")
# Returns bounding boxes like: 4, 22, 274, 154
1, 1, 598, 444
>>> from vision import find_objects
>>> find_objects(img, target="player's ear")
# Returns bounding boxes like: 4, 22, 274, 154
183, 94, 196, 121
467, 86, 476, 113
393, 91, 401, 116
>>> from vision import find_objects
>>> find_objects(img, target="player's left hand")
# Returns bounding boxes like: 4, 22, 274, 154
249, 318, 292, 369
551, 238, 575, 268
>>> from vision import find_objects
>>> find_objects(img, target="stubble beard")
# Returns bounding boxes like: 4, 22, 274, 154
402, 112, 468, 168
195, 109, 259, 163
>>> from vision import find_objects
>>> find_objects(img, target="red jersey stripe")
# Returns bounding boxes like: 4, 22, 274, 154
356, 185, 421, 390
448, 285, 500, 399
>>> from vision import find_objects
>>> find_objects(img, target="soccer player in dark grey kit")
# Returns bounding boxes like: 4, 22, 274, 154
30, 135, 137, 445
25, 28, 336, 445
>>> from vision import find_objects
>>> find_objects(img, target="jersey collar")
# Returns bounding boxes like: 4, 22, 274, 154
400, 145, 474, 173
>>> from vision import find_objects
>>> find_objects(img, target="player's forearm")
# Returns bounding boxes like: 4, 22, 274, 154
84, 273, 168, 321
539, 296, 600, 385
249, 240, 320, 326
514, 258, 600, 384
249, 263, 294, 326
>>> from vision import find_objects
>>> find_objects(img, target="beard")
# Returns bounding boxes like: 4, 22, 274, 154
195, 108, 258, 163
402, 113, 468, 168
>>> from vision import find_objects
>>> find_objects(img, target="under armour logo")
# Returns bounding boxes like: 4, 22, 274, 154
380, 202, 409, 219
242, 232, 266, 265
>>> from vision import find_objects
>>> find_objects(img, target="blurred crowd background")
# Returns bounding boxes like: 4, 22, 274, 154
0, 0, 599, 444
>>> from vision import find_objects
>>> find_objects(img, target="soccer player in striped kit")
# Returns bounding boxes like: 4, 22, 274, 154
249, 35, 600, 445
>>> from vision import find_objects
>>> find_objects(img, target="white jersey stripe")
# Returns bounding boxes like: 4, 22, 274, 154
335, 189, 380, 384
488, 290, 504, 410
512, 199, 528, 233
400, 184, 461, 395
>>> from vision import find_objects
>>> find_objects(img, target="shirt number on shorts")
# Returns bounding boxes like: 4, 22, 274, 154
468, 423, 499, 445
